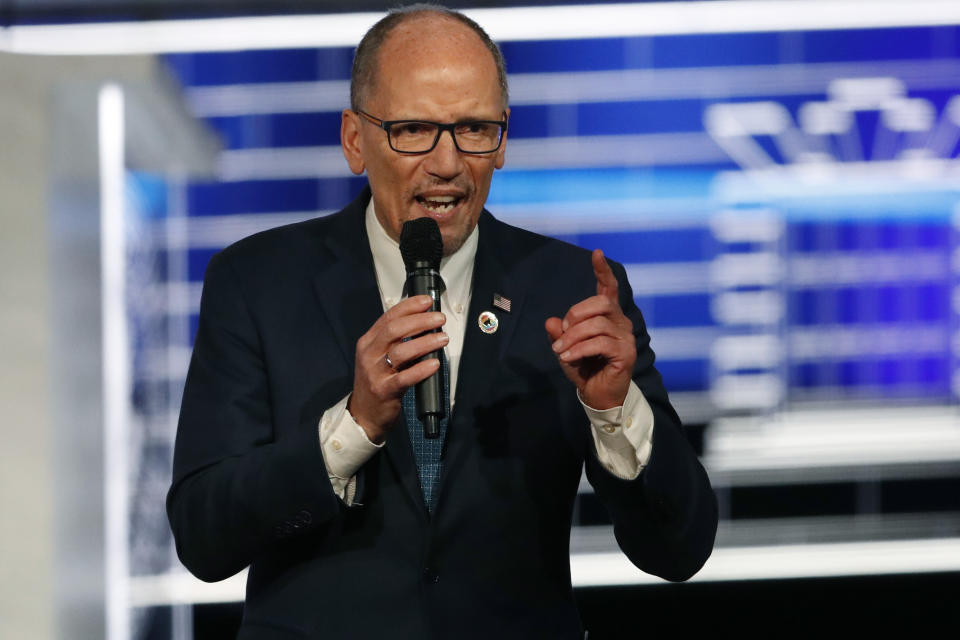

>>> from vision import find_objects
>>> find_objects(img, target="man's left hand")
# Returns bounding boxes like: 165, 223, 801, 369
545, 249, 637, 410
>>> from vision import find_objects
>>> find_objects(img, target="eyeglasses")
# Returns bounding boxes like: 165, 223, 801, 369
356, 110, 507, 154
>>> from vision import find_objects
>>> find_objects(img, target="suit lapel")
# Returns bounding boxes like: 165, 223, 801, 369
435, 213, 526, 511
310, 190, 382, 367
310, 189, 426, 515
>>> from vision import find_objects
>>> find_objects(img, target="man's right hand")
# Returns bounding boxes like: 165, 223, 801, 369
348, 294, 448, 444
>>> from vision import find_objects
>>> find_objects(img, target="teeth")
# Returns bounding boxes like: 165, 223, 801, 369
420, 195, 459, 212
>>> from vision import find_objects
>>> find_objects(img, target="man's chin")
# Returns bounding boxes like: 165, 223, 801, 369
440, 232, 466, 257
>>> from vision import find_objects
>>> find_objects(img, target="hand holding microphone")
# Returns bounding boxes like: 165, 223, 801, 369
347, 218, 448, 443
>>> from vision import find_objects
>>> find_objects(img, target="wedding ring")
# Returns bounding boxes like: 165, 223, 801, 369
385, 353, 396, 370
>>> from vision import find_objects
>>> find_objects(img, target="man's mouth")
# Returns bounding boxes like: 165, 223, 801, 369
416, 194, 463, 213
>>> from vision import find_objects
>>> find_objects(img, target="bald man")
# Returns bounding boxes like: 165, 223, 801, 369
168, 6, 717, 639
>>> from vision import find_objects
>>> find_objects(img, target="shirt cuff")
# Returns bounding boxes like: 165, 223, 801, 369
579, 381, 655, 481
318, 394, 384, 504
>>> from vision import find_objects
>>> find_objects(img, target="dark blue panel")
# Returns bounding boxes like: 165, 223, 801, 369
578, 100, 706, 136
641, 294, 713, 328
917, 357, 949, 388
916, 224, 949, 249
878, 358, 900, 386
916, 284, 949, 321
835, 223, 861, 251
877, 286, 902, 323
836, 288, 858, 324
651, 32, 782, 69
791, 363, 819, 389
501, 32, 783, 74
164, 48, 353, 86
205, 112, 342, 149
791, 289, 819, 326
837, 360, 859, 387
562, 228, 712, 264
723, 242, 757, 255
507, 104, 573, 138
802, 27, 936, 64
789, 222, 819, 253
655, 359, 709, 392
187, 177, 366, 216
500, 38, 636, 74
188, 248, 219, 282
507, 99, 707, 138
877, 222, 901, 250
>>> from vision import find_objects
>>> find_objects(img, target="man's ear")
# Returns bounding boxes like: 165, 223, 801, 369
341, 109, 366, 175
494, 107, 509, 170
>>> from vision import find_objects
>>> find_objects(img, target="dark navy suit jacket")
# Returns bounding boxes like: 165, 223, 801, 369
167, 186, 717, 639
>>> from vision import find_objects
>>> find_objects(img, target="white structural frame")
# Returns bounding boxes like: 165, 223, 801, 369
99, 84, 132, 640
1, 0, 960, 55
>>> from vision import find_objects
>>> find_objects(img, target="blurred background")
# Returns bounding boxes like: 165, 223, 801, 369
2, 1, 959, 638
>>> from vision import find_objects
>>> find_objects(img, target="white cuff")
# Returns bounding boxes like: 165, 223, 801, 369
318, 394, 384, 503
579, 381, 654, 480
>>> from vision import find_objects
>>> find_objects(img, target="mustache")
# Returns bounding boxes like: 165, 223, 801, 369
412, 179, 473, 197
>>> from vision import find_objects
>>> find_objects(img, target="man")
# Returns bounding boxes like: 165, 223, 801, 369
168, 5, 717, 639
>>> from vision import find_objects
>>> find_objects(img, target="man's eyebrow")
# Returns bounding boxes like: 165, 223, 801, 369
453, 114, 503, 123
388, 114, 503, 123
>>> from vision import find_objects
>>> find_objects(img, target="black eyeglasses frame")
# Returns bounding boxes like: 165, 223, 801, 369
355, 109, 508, 155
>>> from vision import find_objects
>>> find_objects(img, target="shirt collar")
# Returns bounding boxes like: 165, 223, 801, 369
364, 197, 478, 309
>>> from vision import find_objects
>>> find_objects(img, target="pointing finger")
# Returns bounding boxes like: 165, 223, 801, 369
592, 249, 618, 301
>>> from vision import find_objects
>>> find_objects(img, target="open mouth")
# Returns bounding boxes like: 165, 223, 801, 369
416, 194, 463, 213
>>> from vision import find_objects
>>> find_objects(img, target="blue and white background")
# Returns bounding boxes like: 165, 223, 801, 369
157, 23, 960, 419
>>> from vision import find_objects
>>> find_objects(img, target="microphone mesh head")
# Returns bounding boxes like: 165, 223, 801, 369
400, 217, 443, 271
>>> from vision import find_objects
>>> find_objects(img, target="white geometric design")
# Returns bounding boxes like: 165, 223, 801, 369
705, 76, 954, 172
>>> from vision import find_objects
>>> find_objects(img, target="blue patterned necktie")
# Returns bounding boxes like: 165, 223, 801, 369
402, 348, 450, 512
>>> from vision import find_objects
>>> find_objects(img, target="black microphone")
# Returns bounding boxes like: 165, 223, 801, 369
400, 217, 446, 439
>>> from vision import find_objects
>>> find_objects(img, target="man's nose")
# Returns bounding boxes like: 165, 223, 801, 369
423, 129, 464, 179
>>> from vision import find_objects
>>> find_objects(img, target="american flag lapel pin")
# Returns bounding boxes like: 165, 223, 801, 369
493, 293, 511, 313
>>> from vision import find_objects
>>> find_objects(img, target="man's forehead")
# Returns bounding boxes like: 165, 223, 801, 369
377, 14, 492, 72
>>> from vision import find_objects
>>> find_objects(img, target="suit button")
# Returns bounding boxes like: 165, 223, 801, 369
423, 568, 439, 584
297, 510, 313, 524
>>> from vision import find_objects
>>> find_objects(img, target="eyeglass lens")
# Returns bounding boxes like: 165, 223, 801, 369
387, 122, 503, 153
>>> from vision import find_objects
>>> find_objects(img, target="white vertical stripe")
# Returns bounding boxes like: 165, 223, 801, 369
98, 84, 130, 640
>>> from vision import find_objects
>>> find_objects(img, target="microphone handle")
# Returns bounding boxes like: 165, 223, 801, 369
407, 264, 445, 439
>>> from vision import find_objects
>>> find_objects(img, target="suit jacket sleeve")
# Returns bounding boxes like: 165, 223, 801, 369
583, 260, 718, 582
166, 250, 344, 583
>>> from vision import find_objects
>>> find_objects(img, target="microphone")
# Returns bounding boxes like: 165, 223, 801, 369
400, 217, 446, 439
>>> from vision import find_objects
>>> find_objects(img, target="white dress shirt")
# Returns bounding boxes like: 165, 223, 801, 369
318, 201, 655, 504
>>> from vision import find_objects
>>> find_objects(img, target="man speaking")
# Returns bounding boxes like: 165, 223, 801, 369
167, 4, 717, 638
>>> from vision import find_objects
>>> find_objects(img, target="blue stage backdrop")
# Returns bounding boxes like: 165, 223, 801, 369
158, 24, 960, 420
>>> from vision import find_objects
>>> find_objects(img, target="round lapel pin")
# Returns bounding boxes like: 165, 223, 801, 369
477, 310, 499, 334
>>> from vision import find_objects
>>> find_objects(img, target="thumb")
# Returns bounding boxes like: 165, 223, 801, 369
545, 317, 564, 342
